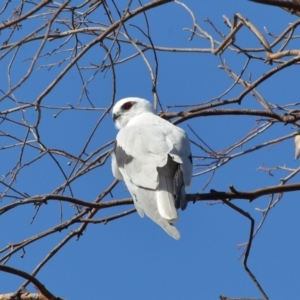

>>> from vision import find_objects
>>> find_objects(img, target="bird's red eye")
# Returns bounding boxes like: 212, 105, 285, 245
122, 102, 133, 110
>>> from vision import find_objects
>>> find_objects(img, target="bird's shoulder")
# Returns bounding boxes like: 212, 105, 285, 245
126, 112, 186, 136
116, 112, 189, 152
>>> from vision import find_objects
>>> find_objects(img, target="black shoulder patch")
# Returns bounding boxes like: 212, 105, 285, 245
114, 143, 134, 168
188, 154, 192, 164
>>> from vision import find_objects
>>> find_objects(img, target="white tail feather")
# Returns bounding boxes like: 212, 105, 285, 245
125, 180, 180, 239
156, 176, 178, 222
295, 135, 300, 159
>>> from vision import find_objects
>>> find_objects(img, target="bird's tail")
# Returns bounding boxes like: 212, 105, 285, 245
131, 185, 180, 239
156, 175, 178, 222
295, 135, 300, 159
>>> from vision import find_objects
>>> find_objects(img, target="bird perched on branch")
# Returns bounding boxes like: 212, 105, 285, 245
111, 97, 192, 239
249, 0, 300, 16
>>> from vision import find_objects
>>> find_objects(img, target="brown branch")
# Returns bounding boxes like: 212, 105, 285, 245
219, 200, 269, 299
0, 0, 52, 30
237, 55, 300, 102
220, 297, 265, 300
160, 108, 300, 125
250, 0, 300, 11
78, 208, 136, 224
19, 180, 119, 289
34, 0, 173, 106
0, 265, 64, 300
0, 294, 55, 300
0, 195, 132, 215
187, 182, 300, 202
2, 182, 300, 217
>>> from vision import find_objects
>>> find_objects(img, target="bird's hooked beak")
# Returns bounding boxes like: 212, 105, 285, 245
113, 112, 121, 122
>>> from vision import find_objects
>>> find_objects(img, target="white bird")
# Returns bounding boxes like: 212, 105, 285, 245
111, 97, 192, 239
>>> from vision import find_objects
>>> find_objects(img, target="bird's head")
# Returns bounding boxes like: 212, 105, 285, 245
112, 97, 155, 129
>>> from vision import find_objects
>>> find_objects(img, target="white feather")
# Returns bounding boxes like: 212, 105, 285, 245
156, 176, 178, 222
295, 135, 300, 159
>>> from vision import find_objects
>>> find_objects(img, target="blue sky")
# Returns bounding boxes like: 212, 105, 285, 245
1, 0, 300, 299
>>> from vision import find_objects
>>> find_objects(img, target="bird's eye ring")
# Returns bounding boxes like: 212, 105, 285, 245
122, 102, 133, 110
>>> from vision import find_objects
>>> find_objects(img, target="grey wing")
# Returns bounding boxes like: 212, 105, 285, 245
168, 126, 193, 187
114, 125, 173, 220
115, 125, 173, 189
116, 120, 192, 189
166, 126, 193, 210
